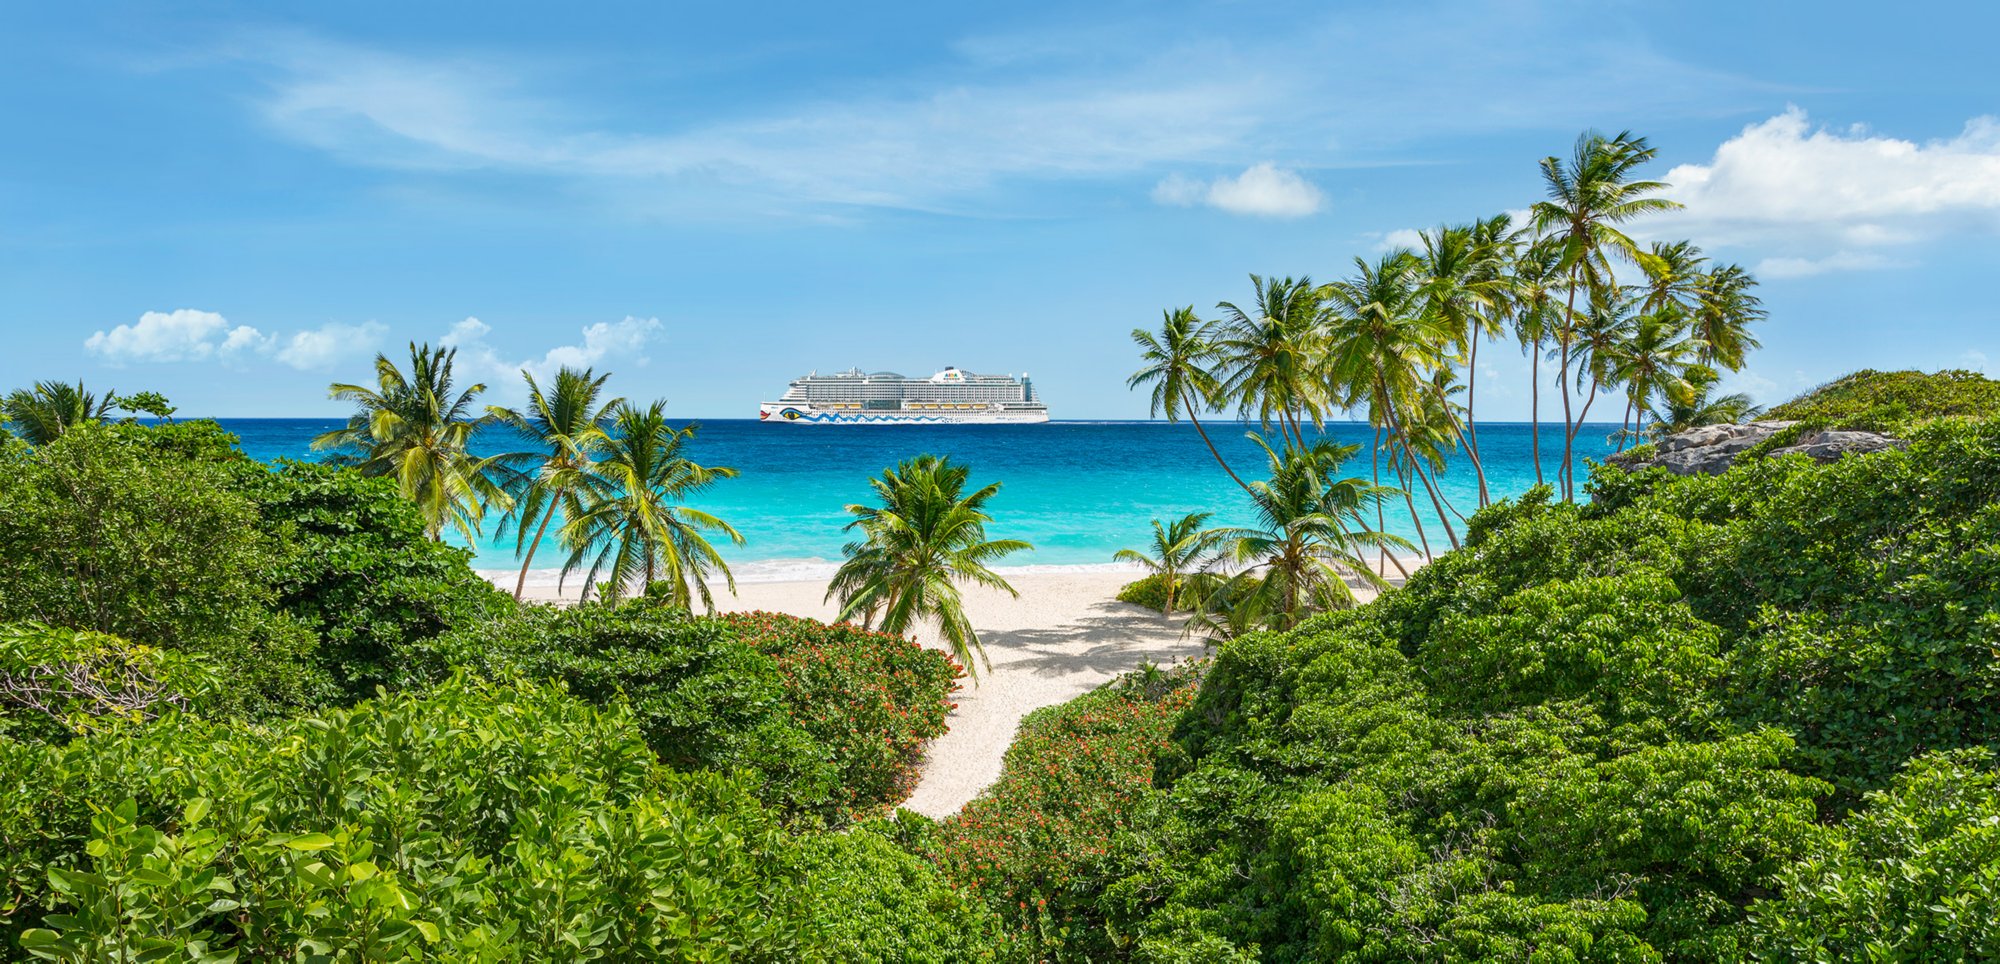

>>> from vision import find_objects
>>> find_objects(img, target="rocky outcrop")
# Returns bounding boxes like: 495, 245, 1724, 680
1612, 421, 1907, 476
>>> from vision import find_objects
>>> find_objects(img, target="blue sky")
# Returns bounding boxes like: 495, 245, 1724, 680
4, 0, 1998, 419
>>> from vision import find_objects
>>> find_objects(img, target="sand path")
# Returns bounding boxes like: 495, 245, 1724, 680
515, 565, 1404, 817
720, 572, 1208, 817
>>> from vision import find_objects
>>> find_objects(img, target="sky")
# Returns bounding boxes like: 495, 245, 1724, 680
4, 0, 1999, 420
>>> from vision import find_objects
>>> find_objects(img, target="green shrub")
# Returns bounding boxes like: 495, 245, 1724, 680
721, 611, 959, 822
0, 622, 222, 744
0, 677, 807, 960
1116, 573, 1173, 612
0, 422, 330, 716
787, 825, 1012, 963
1744, 749, 2000, 961
1764, 368, 2000, 430
255, 462, 513, 700
930, 661, 1202, 960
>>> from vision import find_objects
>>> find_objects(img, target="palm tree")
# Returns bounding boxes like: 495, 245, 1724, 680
1650, 366, 1762, 438
1531, 130, 1682, 499
561, 402, 742, 608
826, 455, 1032, 679
487, 367, 623, 600
1215, 275, 1329, 447
1604, 308, 1701, 448
1129, 308, 1251, 493
1112, 512, 1230, 616
1691, 264, 1766, 370
1417, 216, 1514, 507
1323, 250, 1462, 555
314, 343, 509, 543
1505, 235, 1567, 487
1205, 437, 1408, 633
1, 381, 114, 445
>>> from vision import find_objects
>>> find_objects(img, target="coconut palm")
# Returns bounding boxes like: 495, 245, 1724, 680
1, 381, 114, 445
1691, 263, 1766, 370
1205, 436, 1408, 633
560, 402, 741, 608
314, 343, 509, 542
1214, 275, 1329, 447
1604, 308, 1702, 447
827, 455, 1031, 679
1129, 308, 1251, 492
487, 367, 623, 600
1506, 236, 1568, 486
1417, 217, 1514, 506
1531, 129, 1682, 499
1650, 366, 1762, 437
1112, 512, 1231, 617
1323, 250, 1462, 554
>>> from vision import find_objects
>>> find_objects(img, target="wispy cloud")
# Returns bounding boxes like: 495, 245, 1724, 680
208, 5, 1769, 218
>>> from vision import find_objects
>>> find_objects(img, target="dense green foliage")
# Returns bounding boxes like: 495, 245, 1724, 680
0, 422, 330, 715
1764, 368, 2000, 431
0, 421, 510, 715
1115, 573, 1175, 612
931, 664, 1201, 959
0, 677, 1001, 961
399, 604, 957, 826
945, 418, 2000, 961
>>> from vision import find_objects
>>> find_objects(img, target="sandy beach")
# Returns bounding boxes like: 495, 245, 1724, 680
508, 564, 1406, 817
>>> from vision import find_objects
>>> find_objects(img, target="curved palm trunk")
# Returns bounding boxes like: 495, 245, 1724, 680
514, 504, 561, 600
1465, 322, 1491, 507
1181, 389, 1253, 495
1393, 450, 1436, 563
1558, 276, 1581, 500
1530, 343, 1545, 486
1381, 394, 1460, 551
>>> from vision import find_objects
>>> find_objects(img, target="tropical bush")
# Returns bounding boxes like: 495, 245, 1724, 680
722, 611, 959, 822
402, 604, 958, 826
1764, 367, 2000, 431
0, 677, 810, 960
786, 824, 1012, 963
931, 662, 1202, 960
0, 422, 331, 716
939, 418, 2000, 961
1115, 573, 1174, 612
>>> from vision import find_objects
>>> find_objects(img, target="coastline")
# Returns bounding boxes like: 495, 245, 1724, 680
478, 559, 1423, 815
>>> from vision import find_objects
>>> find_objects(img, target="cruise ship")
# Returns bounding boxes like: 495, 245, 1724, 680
759, 367, 1049, 424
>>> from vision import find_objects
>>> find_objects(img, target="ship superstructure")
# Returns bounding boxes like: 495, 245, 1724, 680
758, 367, 1049, 424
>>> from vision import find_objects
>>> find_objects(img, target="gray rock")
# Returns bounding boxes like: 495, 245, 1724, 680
1616, 421, 1901, 476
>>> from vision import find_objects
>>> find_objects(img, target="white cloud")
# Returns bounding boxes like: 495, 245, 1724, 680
83, 309, 269, 364
1373, 227, 1425, 251
442, 315, 664, 396
272, 321, 388, 370
1664, 107, 2000, 250
1152, 163, 1323, 218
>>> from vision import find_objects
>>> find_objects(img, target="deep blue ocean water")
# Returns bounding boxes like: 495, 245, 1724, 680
223, 419, 1619, 580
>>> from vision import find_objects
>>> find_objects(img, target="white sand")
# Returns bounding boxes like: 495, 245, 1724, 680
508, 563, 1411, 816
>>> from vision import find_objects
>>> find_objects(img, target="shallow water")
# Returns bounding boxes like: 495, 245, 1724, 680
224, 418, 1620, 575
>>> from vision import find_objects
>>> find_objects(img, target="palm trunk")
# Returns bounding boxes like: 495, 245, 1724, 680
513, 505, 560, 600
1617, 396, 1635, 452
1182, 389, 1253, 495
1557, 275, 1581, 500
1530, 341, 1545, 486
1466, 320, 1490, 507
1394, 449, 1435, 563
1380, 392, 1460, 551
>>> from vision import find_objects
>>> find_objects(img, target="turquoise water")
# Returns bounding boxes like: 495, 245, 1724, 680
225, 419, 1618, 580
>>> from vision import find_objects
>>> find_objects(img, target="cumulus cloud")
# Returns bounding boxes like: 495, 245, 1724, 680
443, 316, 664, 396
1152, 163, 1323, 218
273, 322, 389, 369
80, 309, 384, 370
83, 309, 268, 364
1664, 107, 2000, 251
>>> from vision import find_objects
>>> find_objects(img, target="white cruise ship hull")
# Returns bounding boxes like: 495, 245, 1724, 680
758, 402, 1049, 425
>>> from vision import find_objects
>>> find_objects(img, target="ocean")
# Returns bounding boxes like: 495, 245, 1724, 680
223, 419, 1621, 583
